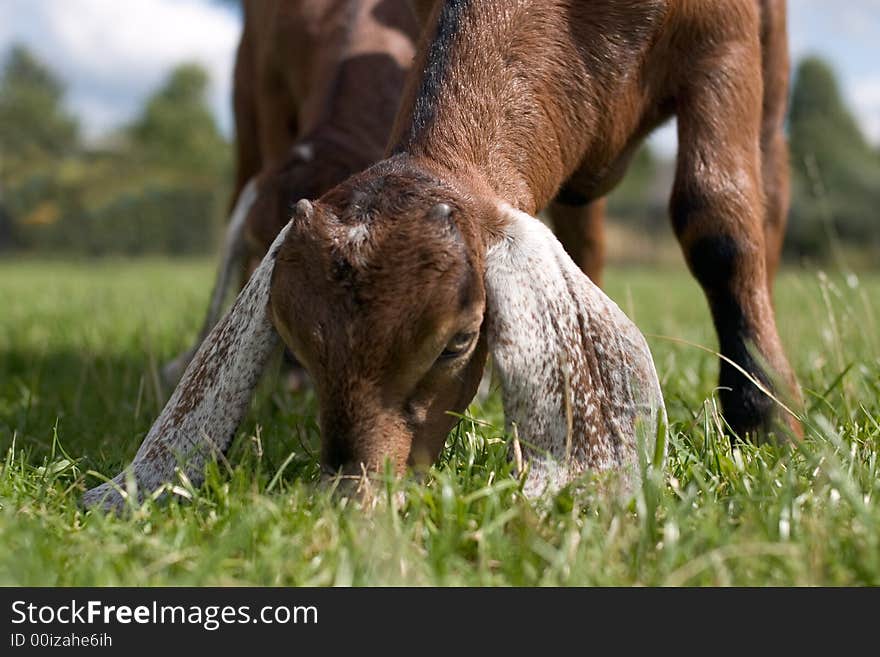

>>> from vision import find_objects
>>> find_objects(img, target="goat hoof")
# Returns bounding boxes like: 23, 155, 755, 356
720, 378, 802, 443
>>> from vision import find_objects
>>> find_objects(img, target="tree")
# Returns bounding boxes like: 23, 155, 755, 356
789, 57, 869, 163
0, 45, 79, 164
786, 56, 880, 256
0, 45, 80, 250
1, 55, 232, 256
128, 63, 227, 177
93, 63, 232, 255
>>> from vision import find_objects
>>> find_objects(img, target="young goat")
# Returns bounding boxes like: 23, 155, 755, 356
162, 0, 420, 384
85, 0, 798, 509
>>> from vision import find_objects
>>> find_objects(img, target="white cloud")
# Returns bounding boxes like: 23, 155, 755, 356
0, 0, 240, 140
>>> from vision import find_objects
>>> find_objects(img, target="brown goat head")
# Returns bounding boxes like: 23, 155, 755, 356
269, 165, 491, 475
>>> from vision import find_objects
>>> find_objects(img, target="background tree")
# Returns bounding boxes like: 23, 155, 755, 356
0, 51, 231, 256
0, 44, 79, 162
129, 64, 227, 178
786, 56, 880, 257
84, 62, 231, 255
0, 44, 80, 250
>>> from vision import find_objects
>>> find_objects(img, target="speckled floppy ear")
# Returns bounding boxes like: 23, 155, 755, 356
82, 218, 292, 512
484, 204, 666, 496
161, 178, 260, 387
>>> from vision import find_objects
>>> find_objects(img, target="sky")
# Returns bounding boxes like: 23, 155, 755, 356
1, 0, 878, 157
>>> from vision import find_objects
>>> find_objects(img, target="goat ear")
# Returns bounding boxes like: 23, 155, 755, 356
82, 220, 293, 511
484, 204, 665, 496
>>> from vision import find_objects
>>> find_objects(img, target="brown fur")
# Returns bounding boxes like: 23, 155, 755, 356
269, 0, 800, 478
233, 0, 420, 274
161, 0, 423, 386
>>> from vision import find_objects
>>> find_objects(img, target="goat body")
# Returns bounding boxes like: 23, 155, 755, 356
274, 0, 797, 471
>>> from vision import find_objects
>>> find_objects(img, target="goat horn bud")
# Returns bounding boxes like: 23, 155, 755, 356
293, 198, 314, 221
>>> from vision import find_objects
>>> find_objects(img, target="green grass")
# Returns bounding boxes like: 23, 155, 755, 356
1, 257, 879, 586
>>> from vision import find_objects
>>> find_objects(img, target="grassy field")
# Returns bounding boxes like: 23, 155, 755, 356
1, 257, 878, 586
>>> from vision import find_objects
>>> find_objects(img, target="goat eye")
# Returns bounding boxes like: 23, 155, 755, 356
439, 331, 477, 360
